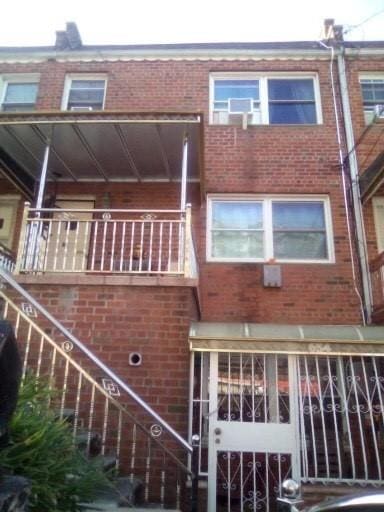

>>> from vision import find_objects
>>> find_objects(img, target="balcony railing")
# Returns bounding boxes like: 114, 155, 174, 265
0, 242, 15, 273
15, 203, 197, 278
370, 251, 384, 320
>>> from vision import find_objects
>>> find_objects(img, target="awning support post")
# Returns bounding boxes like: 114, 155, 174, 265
36, 138, 51, 209
180, 135, 188, 211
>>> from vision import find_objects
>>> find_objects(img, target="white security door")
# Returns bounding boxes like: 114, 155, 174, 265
44, 199, 94, 272
208, 352, 300, 512
0, 195, 20, 249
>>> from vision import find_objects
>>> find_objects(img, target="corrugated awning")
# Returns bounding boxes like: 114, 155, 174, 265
0, 111, 202, 198
189, 322, 384, 356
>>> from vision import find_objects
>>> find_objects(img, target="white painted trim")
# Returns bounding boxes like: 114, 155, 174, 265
206, 194, 335, 264
61, 73, 108, 111
373, 197, 384, 253
209, 72, 323, 125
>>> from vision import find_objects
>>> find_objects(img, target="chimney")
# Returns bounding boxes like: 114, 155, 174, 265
322, 18, 344, 43
55, 22, 82, 50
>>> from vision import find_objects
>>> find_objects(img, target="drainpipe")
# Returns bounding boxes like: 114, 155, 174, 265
337, 48, 372, 323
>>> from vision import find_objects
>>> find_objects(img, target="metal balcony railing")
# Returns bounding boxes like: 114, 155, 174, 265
15, 203, 197, 278
0, 243, 15, 273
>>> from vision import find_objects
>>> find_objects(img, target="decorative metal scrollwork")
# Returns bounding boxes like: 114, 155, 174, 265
61, 341, 73, 352
150, 424, 163, 438
140, 213, 157, 220
102, 378, 120, 397
21, 303, 37, 318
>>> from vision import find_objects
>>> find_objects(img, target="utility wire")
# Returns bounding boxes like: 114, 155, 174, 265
343, 7, 384, 36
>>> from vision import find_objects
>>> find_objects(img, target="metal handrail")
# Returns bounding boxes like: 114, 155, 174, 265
0, 266, 192, 454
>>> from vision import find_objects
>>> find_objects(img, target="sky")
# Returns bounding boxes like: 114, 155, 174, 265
1, 0, 384, 47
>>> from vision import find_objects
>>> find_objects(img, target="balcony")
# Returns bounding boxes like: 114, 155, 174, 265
14, 203, 198, 281
370, 251, 384, 322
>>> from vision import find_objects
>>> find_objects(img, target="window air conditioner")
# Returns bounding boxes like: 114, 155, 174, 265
374, 104, 384, 118
228, 98, 253, 115
70, 106, 94, 111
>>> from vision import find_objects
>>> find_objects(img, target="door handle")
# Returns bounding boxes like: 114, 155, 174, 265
214, 427, 221, 436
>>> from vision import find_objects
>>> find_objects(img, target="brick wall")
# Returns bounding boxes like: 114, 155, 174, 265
0, 56, 368, 324
15, 283, 198, 434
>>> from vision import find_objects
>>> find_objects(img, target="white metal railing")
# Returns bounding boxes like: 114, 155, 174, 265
15, 203, 197, 278
0, 268, 192, 508
192, 352, 384, 490
298, 354, 384, 486
0, 243, 15, 273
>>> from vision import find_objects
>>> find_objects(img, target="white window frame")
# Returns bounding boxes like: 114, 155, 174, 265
0, 74, 40, 111
206, 194, 334, 264
61, 74, 108, 111
209, 72, 323, 125
359, 74, 384, 123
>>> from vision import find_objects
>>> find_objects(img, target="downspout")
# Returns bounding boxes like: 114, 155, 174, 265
337, 47, 372, 323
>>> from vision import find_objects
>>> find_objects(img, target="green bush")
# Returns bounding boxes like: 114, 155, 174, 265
0, 375, 112, 511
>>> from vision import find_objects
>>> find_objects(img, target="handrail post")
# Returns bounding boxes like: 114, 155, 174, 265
14, 202, 30, 275
184, 204, 192, 278
190, 434, 200, 512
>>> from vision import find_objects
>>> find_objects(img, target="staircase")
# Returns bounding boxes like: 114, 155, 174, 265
0, 266, 193, 511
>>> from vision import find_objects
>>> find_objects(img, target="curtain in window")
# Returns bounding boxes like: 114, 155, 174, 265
268, 79, 316, 124
272, 202, 327, 259
4, 83, 38, 103
212, 202, 263, 258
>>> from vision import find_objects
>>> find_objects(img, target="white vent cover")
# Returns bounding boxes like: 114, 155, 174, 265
70, 106, 93, 111
228, 98, 253, 114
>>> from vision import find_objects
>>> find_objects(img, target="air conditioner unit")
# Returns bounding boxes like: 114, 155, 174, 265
70, 106, 93, 111
228, 98, 253, 115
374, 104, 384, 118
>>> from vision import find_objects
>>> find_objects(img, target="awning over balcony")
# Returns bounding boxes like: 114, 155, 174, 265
0, 112, 202, 198
359, 149, 384, 203
189, 322, 384, 355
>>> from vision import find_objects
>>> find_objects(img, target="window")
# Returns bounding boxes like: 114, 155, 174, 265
210, 73, 321, 125
360, 76, 384, 123
62, 75, 107, 110
207, 196, 334, 263
0, 76, 39, 111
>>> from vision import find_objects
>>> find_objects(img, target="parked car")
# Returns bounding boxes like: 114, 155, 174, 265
277, 479, 384, 511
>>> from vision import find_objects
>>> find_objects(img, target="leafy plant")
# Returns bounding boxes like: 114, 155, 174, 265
0, 374, 112, 511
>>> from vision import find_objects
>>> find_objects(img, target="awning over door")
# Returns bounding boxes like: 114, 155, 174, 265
189, 322, 384, 355
0, 111, 202, 198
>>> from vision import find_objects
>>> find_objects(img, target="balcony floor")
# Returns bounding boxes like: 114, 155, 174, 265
15, 272, 198, 288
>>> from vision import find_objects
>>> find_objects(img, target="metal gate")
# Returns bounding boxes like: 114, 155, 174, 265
191, 350, 384, 512
207, 352, 300, 512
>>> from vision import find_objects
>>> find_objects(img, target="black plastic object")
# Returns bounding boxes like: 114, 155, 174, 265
0, 321, 21, 448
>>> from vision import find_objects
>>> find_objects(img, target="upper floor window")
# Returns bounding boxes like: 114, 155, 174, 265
0, 76, 39, 112
210, 73, 322, 125
207, 195, 334, 263
360, 76, 384, 123
62, 75, 107, 111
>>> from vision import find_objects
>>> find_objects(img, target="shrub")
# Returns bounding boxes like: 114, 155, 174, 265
0, 375, 111, 511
